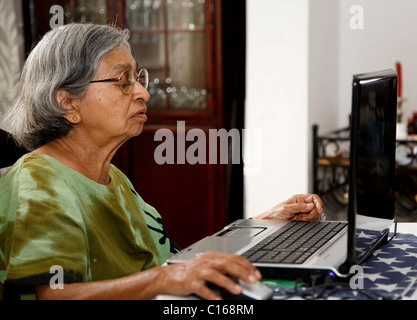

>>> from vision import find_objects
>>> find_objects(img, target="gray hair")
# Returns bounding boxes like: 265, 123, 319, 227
3, 23, 131, 151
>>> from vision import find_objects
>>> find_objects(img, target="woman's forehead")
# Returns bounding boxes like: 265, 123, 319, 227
98, 47, 137, 73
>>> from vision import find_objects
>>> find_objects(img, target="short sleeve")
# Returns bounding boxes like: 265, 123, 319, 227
2, 157, 88, 299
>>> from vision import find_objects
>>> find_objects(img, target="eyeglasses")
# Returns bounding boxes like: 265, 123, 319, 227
89, 69, 149, 95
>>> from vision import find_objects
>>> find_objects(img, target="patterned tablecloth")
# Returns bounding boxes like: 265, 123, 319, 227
268, 226, 417, 300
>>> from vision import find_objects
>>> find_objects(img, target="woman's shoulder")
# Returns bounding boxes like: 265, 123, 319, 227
0, 153, 74, 206
19, 153, 68, 175
2, 153, 76, 187
14, 152, 58, 167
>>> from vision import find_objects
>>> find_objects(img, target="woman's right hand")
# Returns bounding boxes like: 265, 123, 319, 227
156, 251, 262, 300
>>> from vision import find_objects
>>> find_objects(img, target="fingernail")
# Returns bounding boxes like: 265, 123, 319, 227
233, 284, 242, 293
248, 275, 256, 283
249, 272, 261, 283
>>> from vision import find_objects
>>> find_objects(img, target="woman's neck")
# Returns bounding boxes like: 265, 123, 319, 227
34, 136, 122, 185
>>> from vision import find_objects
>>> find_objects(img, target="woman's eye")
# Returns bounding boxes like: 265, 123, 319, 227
121, 81, 133, 88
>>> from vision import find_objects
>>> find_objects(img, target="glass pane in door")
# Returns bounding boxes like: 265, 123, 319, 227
130, 33, 166, 69
65, 0, 108, 24
130, 32, 167, 109
126, 0, 208, 110
126, 0, 164, 30
167, 33, 207, 109
166, 0, 205, 31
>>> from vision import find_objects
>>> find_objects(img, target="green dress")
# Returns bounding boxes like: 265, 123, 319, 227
0, 153, 180, 299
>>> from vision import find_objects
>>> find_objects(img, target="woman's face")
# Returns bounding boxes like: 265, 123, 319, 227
75, 46, 150, 146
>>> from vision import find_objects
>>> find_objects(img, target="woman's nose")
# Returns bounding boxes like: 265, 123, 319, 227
132, 80, 151, 102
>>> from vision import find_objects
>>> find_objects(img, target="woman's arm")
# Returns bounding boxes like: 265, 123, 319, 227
36, 251, 262, 300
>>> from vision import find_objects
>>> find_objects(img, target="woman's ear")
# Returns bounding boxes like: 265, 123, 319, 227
56, 89, 81, 125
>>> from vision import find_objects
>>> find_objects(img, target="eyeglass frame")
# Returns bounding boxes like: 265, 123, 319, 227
89, 68, 149, 95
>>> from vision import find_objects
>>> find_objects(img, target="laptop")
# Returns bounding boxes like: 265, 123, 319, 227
167, 69, 398, 281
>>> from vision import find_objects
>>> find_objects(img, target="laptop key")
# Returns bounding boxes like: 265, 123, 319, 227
241, 221, 347, 265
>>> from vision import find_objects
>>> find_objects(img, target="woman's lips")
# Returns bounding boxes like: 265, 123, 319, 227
133, 106, 148, 121
135, 112, 148, 121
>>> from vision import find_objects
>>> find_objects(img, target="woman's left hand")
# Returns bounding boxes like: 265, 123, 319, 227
253, 194, 324, 222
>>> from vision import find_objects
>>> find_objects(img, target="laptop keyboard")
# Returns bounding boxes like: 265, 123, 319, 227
241, 221, 347, 264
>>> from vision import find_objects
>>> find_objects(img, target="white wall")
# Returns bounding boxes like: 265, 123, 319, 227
245, 0, 310, 217
308, 0, 340, 134
338, 0, 417, 128
308, 0, 340, 194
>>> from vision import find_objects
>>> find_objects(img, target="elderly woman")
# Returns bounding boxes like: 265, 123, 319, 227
0, 23, 323, 300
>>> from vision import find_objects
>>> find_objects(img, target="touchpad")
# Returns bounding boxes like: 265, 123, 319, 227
216, 227, 266, 238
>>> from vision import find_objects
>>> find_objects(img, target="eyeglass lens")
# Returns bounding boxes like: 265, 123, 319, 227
120, 69, 149, 94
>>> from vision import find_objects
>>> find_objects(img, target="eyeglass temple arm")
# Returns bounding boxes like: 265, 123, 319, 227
89, 78, 120, 83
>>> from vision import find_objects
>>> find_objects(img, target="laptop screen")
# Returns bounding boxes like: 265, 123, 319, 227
344, 69, 397, 270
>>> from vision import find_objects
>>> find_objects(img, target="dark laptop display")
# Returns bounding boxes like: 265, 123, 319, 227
342, 69, 398, 271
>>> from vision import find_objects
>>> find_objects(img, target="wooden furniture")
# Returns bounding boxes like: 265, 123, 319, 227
22, 0, 246, 248
313, 124, 417, 222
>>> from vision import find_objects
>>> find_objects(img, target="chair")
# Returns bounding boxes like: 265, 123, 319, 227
0, 128, 27, 175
